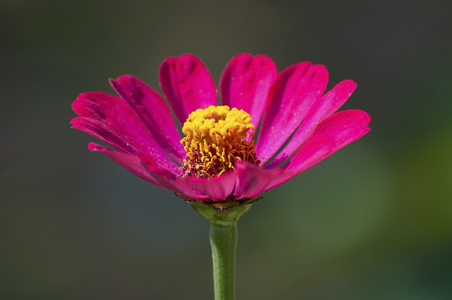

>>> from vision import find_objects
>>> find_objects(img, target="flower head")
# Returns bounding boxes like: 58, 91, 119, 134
71, 54, 370, 209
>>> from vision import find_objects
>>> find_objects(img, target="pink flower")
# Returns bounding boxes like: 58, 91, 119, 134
71, 54, 370, 208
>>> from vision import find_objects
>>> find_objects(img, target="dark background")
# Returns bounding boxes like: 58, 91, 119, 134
1, 0, 452, 299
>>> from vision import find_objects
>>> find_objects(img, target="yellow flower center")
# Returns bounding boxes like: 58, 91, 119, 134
180, 105, 260, 178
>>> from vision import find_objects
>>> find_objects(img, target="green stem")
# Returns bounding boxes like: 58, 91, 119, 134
209, 222, 237, 300
190, 202, 252, 300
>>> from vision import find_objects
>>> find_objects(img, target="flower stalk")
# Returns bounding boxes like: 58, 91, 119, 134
210, 221, 237, 300
191, 202, 252, 300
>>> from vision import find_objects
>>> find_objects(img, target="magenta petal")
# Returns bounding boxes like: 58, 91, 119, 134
139, 152, 236, 201
220, 54, 277, 128
88, 142, 164, 187
233, 162, 283, 199
235, 134, 334, 199
256, 62, 329, 163
313, 109, 371, 151
71, 117, 136, 154
159, 54, 217, 125
278, 109, 370, 175
268, 134, 335, 192
149, 172, 210, 200
187, 172, 237, 201
239, 134, 336, 197
72, 92, 178, 172
282, 134, 336, 172
138, 156, 210, 200
110, 75, 185, 163
267, 80, 357, 168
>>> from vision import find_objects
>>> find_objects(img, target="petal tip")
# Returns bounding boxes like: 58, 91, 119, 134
87, 142, 102, 151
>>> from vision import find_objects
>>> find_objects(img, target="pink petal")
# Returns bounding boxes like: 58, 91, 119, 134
232, 134, 335, 199
159, 54, 217, 125
71, 117, 135, 154
72, 92, 178, 172
220, 53, 277, 128
88, 142, 164, 187
281, 134, 336, 172
139, 154, 237, 201
186, 171, 237, 201
256, 62, 329, 163
267, 80, 357, 168
148, 172, 210, 200
247, 134, 336, 198
273, 109, 370, 180
137, 155, 210, 200
233, 161, 283, 199
312, 109, 371, 151
246, 111, 370, 195
92, 148, 210, 200
109, 75, 185, 163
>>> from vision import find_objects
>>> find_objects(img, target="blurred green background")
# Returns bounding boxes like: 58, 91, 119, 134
1, 0, 452, 299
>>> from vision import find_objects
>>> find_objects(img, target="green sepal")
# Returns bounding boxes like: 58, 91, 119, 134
190, 201, 253, 227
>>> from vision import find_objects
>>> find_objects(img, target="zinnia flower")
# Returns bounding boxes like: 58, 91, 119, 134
71, 54, 370, 210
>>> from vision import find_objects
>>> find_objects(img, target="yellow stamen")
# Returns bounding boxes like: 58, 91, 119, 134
180, 105, 260, 178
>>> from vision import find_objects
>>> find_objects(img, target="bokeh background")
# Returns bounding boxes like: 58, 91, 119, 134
1, 0, 452, 299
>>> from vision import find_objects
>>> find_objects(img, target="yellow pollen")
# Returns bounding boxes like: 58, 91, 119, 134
180, 105, 260, 178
